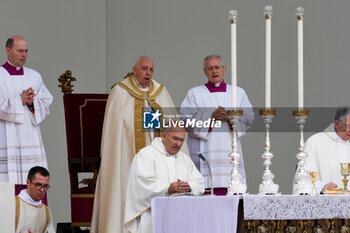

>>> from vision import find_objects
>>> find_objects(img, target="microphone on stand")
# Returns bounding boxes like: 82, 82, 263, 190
198, 153, 215, 196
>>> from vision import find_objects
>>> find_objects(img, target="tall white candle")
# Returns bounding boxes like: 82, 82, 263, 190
265, 6, 273, 109
229, 10, 238, 108
297, 7, 305, 110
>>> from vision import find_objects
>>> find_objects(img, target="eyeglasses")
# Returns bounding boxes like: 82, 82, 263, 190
30, 180, 50, 191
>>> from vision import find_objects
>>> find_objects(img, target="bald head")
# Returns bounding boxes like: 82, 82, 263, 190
6, 36, 28, 67
132, 56, 154, 88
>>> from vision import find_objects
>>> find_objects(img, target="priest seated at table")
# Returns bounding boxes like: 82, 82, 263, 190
124, 124, 204, 233
300, 105, 350, 193
15, 166, 55, 233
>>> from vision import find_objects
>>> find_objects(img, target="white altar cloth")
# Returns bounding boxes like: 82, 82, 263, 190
151, 196, 240, 233
244, 195, 350, 220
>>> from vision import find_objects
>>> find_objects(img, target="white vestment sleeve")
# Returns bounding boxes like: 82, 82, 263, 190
0, 95, 25, 124
29, 77, 53, 126
180, 89, 211, 141
186, 156, 205, 196
236, 88, 254, 138
124, 150, 170, 233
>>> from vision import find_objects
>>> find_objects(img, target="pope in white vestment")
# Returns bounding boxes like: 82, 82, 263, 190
124, 128, 204, 233
301, 107, 350, 192
91, 57, 181, 233
180, 55, 254, 190
0, 36, 53, 186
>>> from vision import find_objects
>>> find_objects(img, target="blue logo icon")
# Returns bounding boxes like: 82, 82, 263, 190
143, 110, 161, 129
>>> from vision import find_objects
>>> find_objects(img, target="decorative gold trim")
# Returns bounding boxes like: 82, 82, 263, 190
58, 70, 76, 94
79, 99, 108, 171
71, 194, 95, 198
71, 222, 91, 227
259, 109, 276, 116
227, 109, 243, 116
15, 196, 20, 232
44, 204, 50, 232
118, 76, 164, 153
149, 84, 164, 100
323, 131, 338, 143
117, 82, 144, 100
124, 207, 151, 232
17, 196, 44, 208
293, 109, 309, 116
128, 74, 155, 96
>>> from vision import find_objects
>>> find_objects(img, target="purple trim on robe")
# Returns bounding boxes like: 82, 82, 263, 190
204, 187, 227, 196
2, 61, 24, 76
15, 184, 48, 205
204, 81, 227, 93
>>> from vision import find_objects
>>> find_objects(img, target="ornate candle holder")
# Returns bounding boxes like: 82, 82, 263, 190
226, 109, 247, 195
258, 109, 280, 195
309, 171, 319, 196
341, 163, 350, 192
292, 109, 313, 195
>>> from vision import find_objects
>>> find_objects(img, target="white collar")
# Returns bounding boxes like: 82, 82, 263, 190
18, 189, 42, 207
7, 60, 22, 70
152, 137, 178, 158
325, 123, 349, 143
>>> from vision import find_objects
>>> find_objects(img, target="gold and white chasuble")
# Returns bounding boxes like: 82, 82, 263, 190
91, 75, 181, 233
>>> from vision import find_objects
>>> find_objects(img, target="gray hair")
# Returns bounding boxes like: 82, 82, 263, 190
135, 56, 152, 66
334, 105, 350, 124
203, 55, 224, 69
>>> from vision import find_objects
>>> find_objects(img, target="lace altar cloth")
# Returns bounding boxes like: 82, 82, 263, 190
243, 195, 350, 220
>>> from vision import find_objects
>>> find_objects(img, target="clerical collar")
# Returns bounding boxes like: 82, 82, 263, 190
18, 189, 42, 207
205, 80, 226, 92
161, 141, 178, 158
2, 61, 24, 75
334, 125, 349, 143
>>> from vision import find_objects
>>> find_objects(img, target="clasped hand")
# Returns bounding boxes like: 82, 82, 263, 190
168, 179, 190, 194
21, 87, 35, 105
211, 106, 229, 121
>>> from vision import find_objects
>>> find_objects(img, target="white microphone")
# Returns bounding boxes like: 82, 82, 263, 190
198, 153, 215, 196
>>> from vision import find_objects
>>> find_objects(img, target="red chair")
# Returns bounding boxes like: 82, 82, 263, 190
59, 70, 108, 229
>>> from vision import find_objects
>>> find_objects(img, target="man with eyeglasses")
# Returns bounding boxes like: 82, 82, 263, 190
297, 106, 350, 193
180, 55, 254, 195
15, 166, 55, 233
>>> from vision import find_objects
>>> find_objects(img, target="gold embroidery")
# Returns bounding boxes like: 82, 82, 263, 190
15, 196, 20, 232
43, 204, 50, 233
117, 76, 164, 154
324, 131, 338, 143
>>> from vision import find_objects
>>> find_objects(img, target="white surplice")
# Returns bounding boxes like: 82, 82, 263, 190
180, 84, 254, 188
0, 67, 53, 184
124, 137, 204, 233
303, 123, 350, 189
15, 190, 55, 233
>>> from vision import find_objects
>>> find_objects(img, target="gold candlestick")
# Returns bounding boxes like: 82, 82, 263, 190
341, 163, 350, 192
309, 171, 319, 195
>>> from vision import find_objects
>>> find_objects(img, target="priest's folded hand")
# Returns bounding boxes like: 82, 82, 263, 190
168, 180, 190, 194
212, 106, 229, 121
